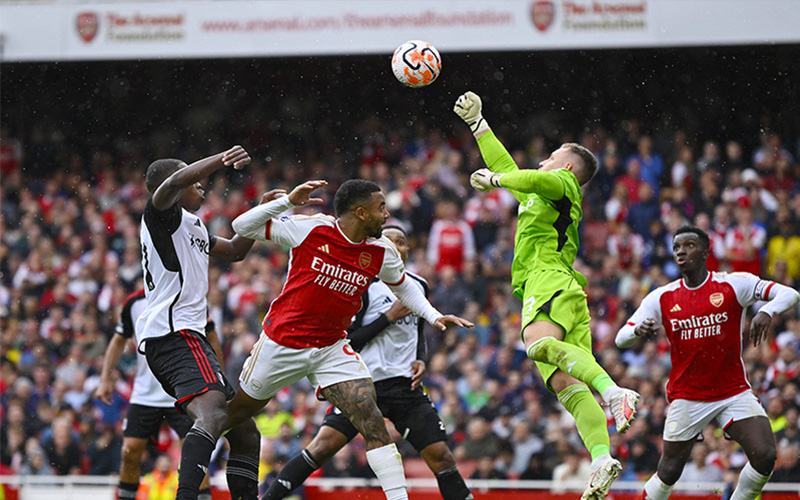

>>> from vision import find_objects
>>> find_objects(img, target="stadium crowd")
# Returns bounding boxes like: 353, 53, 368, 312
2, 53, 800, 494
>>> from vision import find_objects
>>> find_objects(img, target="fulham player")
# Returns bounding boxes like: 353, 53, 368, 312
617, 226, 799, 500
227, 179, 474, 500
97, 289, 217, 500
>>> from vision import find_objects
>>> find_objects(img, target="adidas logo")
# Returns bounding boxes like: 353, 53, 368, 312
318, 244, 330, 253
670, 304, 682, 312
197, 464, 208, 474
194, 218, 201, 227
278, 479, 292, 490
383, 297, 393, 305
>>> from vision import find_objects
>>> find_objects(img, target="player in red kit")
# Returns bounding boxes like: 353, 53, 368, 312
616, 226, 800, 500
225, 179, 473, 500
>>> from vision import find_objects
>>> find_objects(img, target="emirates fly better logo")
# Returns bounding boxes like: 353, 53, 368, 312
531, 1, 555, 31
76, 12, 99, 43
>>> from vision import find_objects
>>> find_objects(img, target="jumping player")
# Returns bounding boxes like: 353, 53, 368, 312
261, 225, 472, 500
138, 146, 263, 500
617, 226, 800, 500
96, 288, 216, 500
454, 91, 640, 500
226, 179, 474, 500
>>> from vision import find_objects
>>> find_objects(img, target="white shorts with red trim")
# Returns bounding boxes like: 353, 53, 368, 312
238, 334, 372, 401
663, 390, 766, 442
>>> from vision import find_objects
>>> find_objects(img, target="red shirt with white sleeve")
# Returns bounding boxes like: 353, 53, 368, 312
619, 272, 779, 402
262, 214, 406, 349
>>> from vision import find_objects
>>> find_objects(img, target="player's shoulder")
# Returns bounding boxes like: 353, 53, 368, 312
647, 278, 683, 299
711, 271, 759, 284
286, 213, 336, 225
368, 234, 399, 252
123, 289, 147, 308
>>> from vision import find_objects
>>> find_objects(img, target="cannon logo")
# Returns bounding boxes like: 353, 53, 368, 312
531, 1, 555, 32
358, 252, 372, 269
76, 12, 99, 43
710, 292, 724, 307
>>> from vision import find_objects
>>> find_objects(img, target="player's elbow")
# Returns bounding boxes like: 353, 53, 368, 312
790, 289, 800, 308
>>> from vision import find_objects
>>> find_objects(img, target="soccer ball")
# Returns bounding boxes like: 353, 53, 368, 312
391, 40, 441, 88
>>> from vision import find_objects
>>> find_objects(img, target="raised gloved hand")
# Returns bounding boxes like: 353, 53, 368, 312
469, 168, 503, 192
453, 91, 490, 136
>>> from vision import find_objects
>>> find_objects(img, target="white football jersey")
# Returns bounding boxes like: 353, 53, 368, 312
137, 199, 212, 344
353, 272, 428, 382
117, 290, 175, 407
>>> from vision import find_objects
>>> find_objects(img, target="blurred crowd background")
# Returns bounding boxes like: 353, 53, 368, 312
1, 46, 800, 493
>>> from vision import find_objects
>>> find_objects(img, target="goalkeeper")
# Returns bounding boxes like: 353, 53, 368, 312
454, 91, 639, 500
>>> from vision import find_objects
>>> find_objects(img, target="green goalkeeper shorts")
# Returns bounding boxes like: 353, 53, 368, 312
520, 268, 592, 392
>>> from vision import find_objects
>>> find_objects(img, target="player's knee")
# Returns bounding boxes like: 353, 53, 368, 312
196, 409, 228, 437
423, 444, 456, 473
751, 445, 777, 475
658, 457, 685, 485
120, 443, 142, 466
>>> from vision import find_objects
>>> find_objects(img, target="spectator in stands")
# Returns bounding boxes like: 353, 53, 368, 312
724, 198, 766, 275
427, 200, 476, 273
42, 417, 82, 475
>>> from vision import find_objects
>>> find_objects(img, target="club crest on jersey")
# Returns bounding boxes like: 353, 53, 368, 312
710, 292, 724, 307
358, 252, 372, 269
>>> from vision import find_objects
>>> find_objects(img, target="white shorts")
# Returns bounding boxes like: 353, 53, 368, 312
238, 334, 371, 401
663, 390, 767, 442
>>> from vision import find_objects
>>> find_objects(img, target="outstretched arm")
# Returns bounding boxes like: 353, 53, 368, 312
454, 92, 519, 175
153, 146, 251, 210
616, 292, 663, 348
471, 168, 566, 200
387, 278, 473, 331
210, 189, 287, 261
750, 281, 800, 346
231, 180, 327, 241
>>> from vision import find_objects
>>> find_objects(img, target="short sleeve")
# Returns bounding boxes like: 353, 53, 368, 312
727, 272, 764, 307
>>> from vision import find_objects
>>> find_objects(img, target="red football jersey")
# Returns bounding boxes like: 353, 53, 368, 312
261, 214, 405, 349
625, 272, 775, 402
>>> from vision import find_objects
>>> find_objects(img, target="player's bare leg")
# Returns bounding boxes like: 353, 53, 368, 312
322, 378, 408, 500
642, 439, 695, 500
419, 442, 473, 500
725, 417, 776, 500
117, 437, 147, 500
226, 388, 270, 429
524, 320, 640, 432
262, 426, 349, 500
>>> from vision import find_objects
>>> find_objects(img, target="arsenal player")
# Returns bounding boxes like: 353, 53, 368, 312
227, 179, 473, 500
617, 226, 799, 500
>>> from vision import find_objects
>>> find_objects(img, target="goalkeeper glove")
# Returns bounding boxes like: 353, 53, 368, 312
453, 91, 490, 136
470, 169, 503, 192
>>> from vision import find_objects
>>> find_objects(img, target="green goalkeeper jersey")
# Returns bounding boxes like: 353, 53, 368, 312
476, 131, 587, 299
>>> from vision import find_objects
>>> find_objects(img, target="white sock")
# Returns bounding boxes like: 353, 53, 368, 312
644, 473, 674, 500
591, 454, 612, 470
730, 462, 771, 500
366, 443, 408, 500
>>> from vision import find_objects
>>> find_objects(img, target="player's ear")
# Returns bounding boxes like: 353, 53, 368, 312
354, 205, 367, 221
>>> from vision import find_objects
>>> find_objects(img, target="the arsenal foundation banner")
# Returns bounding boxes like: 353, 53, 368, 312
1, 0, 799, 62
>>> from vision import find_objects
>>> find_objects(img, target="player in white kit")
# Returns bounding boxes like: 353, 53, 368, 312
96, 289, 216, 500
261, 225, 472, 500
616, 226, 800, 500
137, 146, 266, 500
226, 179, 474, 500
